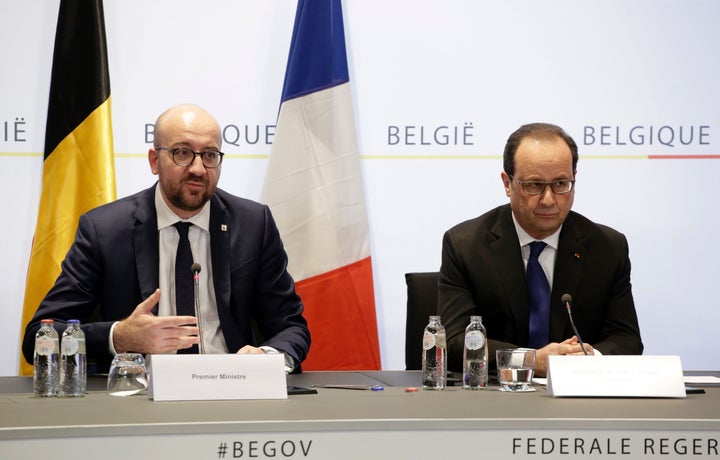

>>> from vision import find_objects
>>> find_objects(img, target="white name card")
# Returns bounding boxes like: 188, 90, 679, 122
547, 355, 686, 398
148, 354, 287, 402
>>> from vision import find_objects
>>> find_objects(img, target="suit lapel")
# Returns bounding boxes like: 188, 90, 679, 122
490, 205, 530, 345
209, 195, 238, 350
133, 187, 160, 307
550, 212, 585, 340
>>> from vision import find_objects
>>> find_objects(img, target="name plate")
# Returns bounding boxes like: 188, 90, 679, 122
148, 354, 287, 402
547, 355, 686, 398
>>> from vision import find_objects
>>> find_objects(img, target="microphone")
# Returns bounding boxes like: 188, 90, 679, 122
191, 263, 205, 354
561, 293, 588, 355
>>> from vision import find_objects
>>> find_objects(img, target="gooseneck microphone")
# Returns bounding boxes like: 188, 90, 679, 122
191, 263, 205, 354
561, 293, 588, 355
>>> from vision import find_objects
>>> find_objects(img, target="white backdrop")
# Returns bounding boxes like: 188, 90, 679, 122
1, 0, 718, 375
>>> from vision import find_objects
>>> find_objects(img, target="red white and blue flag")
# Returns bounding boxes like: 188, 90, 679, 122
261, 0, 381, 370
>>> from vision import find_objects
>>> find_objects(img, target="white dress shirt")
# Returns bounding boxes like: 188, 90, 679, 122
510, 213, 600, 353
154, 187, 228, 354
510, 213, 560, 289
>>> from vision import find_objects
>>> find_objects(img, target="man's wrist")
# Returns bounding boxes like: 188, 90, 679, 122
259, 346, 295, 373
109, 321, 120, 355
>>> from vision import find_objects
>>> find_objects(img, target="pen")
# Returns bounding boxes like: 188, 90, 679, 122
311, 384, 384, 391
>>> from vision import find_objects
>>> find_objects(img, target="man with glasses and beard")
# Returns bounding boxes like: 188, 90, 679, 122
23, 104, 310, 373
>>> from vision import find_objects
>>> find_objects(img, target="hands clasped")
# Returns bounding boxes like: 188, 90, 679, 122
534, 336, 595, 377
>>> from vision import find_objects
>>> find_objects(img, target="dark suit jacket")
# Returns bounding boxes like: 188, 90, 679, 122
22, 185, 310, 373
439, 204, 642, 371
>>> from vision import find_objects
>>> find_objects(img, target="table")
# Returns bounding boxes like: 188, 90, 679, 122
1, 371, 718, 459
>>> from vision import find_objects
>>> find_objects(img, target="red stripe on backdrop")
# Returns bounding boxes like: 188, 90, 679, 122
648, 155, 720, 159
295, 257, 381, 370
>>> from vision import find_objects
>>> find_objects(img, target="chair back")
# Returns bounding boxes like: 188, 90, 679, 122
404, 272, 440, 370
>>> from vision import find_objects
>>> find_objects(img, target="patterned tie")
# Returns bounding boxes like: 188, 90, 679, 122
527, 241, 550, 349
174, 222, 198, 354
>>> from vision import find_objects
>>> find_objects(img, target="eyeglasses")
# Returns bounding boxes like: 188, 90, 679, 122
156, 147, 224, 168
511, 176, 575, 195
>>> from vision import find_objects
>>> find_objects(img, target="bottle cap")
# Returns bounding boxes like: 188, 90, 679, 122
40, 319, 54, 324
67, 319, 80, 324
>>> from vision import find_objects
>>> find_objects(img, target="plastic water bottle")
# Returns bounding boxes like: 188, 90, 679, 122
422, 315, 447, 390
463, 315, 488, 390
33, 319, 59, 397
60, 320, 87, 397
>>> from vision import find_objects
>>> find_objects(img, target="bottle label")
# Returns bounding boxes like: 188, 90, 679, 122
35, 338, 55, 356
61, 337, 79, 355
464, 330, 485, 350
422, 331, 436, 350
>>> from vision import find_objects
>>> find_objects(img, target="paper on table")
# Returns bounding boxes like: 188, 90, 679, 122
684, 376, 720, 384
539, 376, 718, 385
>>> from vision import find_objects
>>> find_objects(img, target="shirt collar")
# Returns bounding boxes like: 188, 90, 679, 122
154, 185, 211, 231
511, 211, 561, 250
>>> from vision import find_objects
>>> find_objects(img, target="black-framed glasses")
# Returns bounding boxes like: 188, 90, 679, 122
156, 147, 224, 168
511, 176, 575, 195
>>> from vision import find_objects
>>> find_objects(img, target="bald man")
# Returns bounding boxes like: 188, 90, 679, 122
23, 104, 310, 373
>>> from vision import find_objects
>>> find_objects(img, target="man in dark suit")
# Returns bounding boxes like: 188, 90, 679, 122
23, 104, 310, 373
439, 123, 642, 377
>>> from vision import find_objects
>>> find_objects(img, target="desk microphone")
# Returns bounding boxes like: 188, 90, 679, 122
561, 293, 588, 355
191, 263, 205, 354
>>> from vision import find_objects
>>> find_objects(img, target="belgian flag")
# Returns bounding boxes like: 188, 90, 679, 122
19, 0, 116, 375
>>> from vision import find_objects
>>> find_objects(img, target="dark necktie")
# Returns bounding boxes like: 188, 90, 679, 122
174, 222, 198, 354
527, 241, 550, 349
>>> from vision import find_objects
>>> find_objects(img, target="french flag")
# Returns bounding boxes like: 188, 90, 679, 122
261, 0, 381, 370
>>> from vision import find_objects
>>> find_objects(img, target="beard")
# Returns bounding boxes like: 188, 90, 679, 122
163, 176, 215, 213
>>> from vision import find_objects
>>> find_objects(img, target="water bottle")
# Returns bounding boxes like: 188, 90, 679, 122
60, 320, 87, 397
422, 315, 447, 390
463, 315, 488, 390
33, 319, 59, 397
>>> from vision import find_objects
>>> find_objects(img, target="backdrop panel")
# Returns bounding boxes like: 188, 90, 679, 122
1, 0, 717, 374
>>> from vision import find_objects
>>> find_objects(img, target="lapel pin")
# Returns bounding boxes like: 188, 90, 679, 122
221, 224, 228, 232
573, 252, 581, 259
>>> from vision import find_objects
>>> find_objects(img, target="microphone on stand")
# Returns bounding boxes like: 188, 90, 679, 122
561, 293, 588, 355
191, 263, 205, 354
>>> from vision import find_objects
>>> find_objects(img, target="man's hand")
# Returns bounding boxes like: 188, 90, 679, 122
236, 345, 267, 354
533, 336, 595, 377
113, 289, 199, 354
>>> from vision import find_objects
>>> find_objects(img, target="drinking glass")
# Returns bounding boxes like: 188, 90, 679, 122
107, 353, 148, 396
496, 348, 536, 392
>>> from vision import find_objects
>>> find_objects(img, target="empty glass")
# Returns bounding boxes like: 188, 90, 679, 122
107, 353, 148, 396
